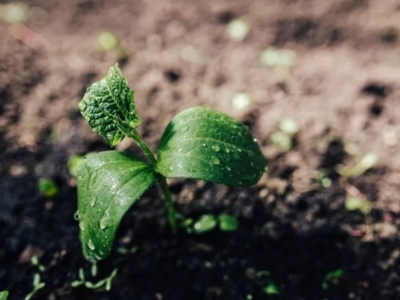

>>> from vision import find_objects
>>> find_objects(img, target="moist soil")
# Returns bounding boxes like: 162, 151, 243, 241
2, 0, 400, 299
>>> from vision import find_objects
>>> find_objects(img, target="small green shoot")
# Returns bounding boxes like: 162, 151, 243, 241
68, 155, 84, 178
260, 47, 297, 68
227, 19, 250, 41
345, 196, 372, 215
263, 282, 280, 295
260, 47, 297, 89
71, 267, 118, 291
322, 268, 344, 290
24, 273, 45, 300
279, 119, 299, 135
337, 152, 377, 179
231, 92, 252, 111
0, 291, 9, 300
183, 214, 238, 234
97, 31, 128, 62
76, 65, 265, 261
38, 178, 58, 198
270, 119, 298, 152
193, 215, 217, 234
218, 214, 238, 231
31, 256, 45, 272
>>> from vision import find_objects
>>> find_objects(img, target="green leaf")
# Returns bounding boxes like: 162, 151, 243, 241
78, 64, 141, 147
38, 178, 58, 198
193, 215, 217, 234
218, 214, 238, 231
77, 151, 155, 261
263, 282, 280, 295
157, 107, 266, 186
0, 291, 9, 300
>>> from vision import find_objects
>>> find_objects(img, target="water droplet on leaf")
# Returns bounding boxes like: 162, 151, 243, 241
79, 221, 85, 231
100, 210, 111, 230
88, 239, 95, 250
78, 101, 87, 111
202, 143, 206, 147
212, 145, 221, 152
212, 157, 220, 165
90, 197, 97, 207
181, 125, 189, 132
74, 211, 79, 220
226, 166, 231, 171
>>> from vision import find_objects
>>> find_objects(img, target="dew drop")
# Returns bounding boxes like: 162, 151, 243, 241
181, 125, 189, 132
238, 148, 242, 152
73, 211, 80, 220
202, 143, 207, 147
226, 166, 231, 171
87, 239, 95, 250
79, 221, 85, 231
212, 157, 220, 165
90, 197, 97, 207
253, 138, 258, 142
100, 210, 111, 230
78, 101, 87, 112
212, 145, 221, 152
169, 166, 174, 171
225, 148, 230, 153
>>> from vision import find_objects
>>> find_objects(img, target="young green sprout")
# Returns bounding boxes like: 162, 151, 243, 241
76, 64, 266, 261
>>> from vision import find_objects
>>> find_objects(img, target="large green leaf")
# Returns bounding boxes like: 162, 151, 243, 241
78, 64, 141, 147
77, 151, 155, 261
157, 107, 266, 186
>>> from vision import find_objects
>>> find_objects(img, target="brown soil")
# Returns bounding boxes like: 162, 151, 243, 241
1, 0, 400, 299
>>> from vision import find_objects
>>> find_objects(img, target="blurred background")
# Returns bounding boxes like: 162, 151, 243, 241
1, 0, 400, 299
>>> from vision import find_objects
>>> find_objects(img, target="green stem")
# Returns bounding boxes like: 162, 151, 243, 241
157, 175, 178, 234
129, 129, 177, 233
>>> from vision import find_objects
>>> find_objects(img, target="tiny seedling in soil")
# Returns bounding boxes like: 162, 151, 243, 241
76, 64, 266, 261
24, 273, 45, 300
38, 178, 58, 198
322, 268, 344, 290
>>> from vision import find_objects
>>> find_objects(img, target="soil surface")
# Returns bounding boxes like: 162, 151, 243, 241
1, 0, 400, 299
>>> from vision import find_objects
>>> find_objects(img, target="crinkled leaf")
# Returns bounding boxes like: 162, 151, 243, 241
157, 107, 266, 186
78, 64, 141, 147
77, 151, 155, 261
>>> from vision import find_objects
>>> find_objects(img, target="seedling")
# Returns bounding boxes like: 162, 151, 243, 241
345, 196, 372, 215
321, 268, 344, 290
227, 19, 250, 41
263, 282, 280, 295
182, 213, 238, 234
97, 31, 128, 62
337, 152, 377, 179
31, 256, 45, 272
38, 178, 58, 198
76, 64, 266, 261
24, 273, 45, 300
270, 119, 299, 152
71, 267, 118, 291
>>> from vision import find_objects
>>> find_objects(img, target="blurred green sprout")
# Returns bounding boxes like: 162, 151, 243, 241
38, 178, 58, 198
227, 19, 250, 41
345, 196, 372, 215
270, 119, 299, 152
337, 152, 377, 179
97, 31, 128, 61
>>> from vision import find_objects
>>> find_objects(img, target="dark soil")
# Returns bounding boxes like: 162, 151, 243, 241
1, 0, 400, 299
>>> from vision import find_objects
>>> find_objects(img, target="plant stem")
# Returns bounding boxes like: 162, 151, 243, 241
129, 129, 177, 233
157, 175, 177, 234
